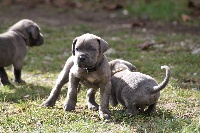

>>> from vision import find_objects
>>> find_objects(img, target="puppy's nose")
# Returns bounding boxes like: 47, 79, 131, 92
78, 56, 85, 62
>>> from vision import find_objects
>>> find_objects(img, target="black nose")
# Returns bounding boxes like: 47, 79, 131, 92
78, 56, 85, 62
39, 35, 44, 44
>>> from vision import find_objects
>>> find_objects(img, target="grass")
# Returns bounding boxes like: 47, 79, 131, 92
0, 1, 200, 132
126, 0, 190, 21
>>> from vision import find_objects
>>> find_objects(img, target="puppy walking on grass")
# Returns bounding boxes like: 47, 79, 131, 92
42, 33, 112, 119
0, 19, 44, 86
109, 59, 170, 116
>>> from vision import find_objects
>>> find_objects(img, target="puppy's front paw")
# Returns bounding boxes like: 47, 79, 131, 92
2, 82, 14, 87
99, 111, 111, 120
64, 102, 76, 111
15, 79, 26, 84
1, 80, 14, 86
99, 108, 112, 120
41, 100, 55, 107
88, 103, 99, 111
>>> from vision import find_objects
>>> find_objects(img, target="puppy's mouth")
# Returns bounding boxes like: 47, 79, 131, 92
34, 37, 44, 46
78, 64, 95, 69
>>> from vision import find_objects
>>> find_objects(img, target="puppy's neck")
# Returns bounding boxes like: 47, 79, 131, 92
12, 31, 27, 42
84, 55, 104, 73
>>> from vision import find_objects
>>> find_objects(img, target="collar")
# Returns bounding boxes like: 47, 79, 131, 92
111, 67, 127, 76
84, 55, 104, 73
12, 31, 27, 42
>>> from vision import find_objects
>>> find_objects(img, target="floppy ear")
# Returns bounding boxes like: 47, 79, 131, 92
72, 37, 77, 56
108, 60, 115, 70
28, 26, 39, 40
97, 38, 109, 54
121, 61, 137, 71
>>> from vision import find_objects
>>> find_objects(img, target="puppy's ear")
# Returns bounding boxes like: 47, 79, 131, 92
121, 61, 137, 71
28, 26, 39, 40
108, 61, 115, 70
97, 38, 108, 54
72, 38, 77, 56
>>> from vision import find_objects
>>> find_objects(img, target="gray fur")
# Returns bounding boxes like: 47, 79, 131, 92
109, 59, 170, 116
42, 33, 111, 119
0, 19, 43, 86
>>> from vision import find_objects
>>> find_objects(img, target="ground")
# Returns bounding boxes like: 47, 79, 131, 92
1, 3, 200, 34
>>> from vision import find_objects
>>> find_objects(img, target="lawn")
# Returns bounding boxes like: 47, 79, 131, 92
0, 0, 200, 132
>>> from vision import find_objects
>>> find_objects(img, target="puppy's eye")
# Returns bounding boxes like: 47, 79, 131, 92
75, 48, 79, 51
89, 47, 96, 51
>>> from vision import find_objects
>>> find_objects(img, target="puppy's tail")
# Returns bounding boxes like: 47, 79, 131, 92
152, 65, 170, 93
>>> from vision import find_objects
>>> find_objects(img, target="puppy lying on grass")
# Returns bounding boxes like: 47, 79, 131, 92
109, 59, 170, 116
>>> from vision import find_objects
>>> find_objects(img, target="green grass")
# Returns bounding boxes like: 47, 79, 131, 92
0, 2, 200, 133
126, 0, 190, 21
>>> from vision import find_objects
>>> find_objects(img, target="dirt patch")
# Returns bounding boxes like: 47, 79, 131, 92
0, 4, 200, 35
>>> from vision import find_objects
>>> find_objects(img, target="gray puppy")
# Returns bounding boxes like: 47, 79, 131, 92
109, 59, 170, 116
42, 33, 112, 119
0, 19, 44, 86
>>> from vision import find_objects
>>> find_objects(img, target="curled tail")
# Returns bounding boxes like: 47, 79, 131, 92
152, 65, 170, 93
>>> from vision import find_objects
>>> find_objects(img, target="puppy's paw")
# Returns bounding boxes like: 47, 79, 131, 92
88, 103, 99, 111
126, 109, 139, 117
1, 80, 14, 87
3, 83, 15, 87
41, 101, 55, 107
15, 79, 26, 84
144, 109, 156, 115
64, 102, 76, 111
99, 108, 112, 120
99, 111, 111, 120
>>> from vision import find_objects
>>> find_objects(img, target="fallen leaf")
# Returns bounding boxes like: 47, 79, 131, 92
182, 14, 192, 22
138, 42, 155, 50
138, 41, 166, 50
132, 21, 146, 27
103, 4, 123, 11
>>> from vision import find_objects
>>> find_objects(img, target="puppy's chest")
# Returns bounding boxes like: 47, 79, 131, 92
86, 77, 96, 83
80, 73, 100, 86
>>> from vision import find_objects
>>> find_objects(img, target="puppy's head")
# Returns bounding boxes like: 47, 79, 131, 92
72, 33, 108, 68
9, 19, 44, 47
109, 59, 137, 73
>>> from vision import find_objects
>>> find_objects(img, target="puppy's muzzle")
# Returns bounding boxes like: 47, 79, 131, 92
77, 55, 92, 68
38, 33, 44, 45
78, 55, 86, 62
36, 33, 44, 46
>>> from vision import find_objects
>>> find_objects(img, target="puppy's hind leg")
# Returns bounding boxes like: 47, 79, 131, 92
145, 103, 157, 115
13, 61, 25, 84
109, 90, 118, 107
86, 88, 99, 111
14, 69, 25, 84
0, 67, 12, 86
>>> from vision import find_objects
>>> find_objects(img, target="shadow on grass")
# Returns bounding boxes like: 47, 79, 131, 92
0, 83, 51, 102
110, 108, 190, 132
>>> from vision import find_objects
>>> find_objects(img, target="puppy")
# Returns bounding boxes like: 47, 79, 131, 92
42, 33, 112, 119
0, 19, 44, 86
109, 59, 170, 116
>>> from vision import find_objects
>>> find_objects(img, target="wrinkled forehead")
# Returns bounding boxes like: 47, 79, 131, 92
31, 23, 40, 30
76, 35, 99, 46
